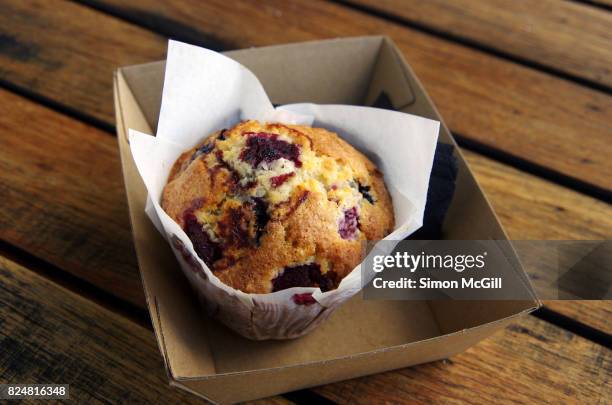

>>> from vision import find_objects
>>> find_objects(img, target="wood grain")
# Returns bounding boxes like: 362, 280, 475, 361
1, 87, 610, 329
314, 314, 612, 404
464, 149, 612, 334
0, 254, 199, 403
0, 88, 143, 307
1, 1, 609, 402
347, 0, 612, 88
463, 149, 612, 240
0, 254, 293, 404
0, 0, 165, 125
2, 254, 610, 404
1, 0, 611, 190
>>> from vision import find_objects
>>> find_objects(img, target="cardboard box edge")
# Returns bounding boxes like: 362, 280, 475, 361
113, 69, 175, 380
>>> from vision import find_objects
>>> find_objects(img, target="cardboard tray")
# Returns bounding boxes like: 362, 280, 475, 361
113, 36, 539, 404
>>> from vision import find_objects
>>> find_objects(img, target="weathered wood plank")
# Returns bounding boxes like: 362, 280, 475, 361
1, 87, 610, 331
1, 0, 611, 190
314, 314, 612, 404
464, 149, 612, 240
0, 255, 191, 403
348, 0, 612, 88
0, 0, 165, 125
2, 255, 610, 404
0, 254, 292, 404
0, 88, 143, 307
0, 2, 609, 402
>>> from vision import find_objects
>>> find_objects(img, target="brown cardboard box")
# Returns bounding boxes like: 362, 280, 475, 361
114, 36, 539, 404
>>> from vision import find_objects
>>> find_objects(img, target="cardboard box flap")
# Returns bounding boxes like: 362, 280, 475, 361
175, 311, 521, 404
224, 36, 383, 106
120, 61, 164, 135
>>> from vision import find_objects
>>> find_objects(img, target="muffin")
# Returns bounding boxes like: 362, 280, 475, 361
162, 120, 394, 294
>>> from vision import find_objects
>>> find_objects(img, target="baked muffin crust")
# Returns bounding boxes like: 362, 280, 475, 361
162, 120, 394, 293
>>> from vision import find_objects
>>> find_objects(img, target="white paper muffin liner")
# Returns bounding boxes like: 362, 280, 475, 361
129, 40, 439, 340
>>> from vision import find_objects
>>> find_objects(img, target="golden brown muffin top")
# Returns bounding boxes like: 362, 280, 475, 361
162, 120, 394, 293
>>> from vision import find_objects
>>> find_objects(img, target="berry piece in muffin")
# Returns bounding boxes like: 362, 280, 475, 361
162, 120, 394, 294
240, 132, 301, 168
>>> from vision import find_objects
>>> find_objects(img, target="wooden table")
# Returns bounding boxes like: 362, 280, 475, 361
1, 0, 610, 403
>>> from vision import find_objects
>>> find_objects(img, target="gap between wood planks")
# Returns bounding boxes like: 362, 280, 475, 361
0, 77, 115, 134
571, 0, 612, 13
452, 134, 611, 203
